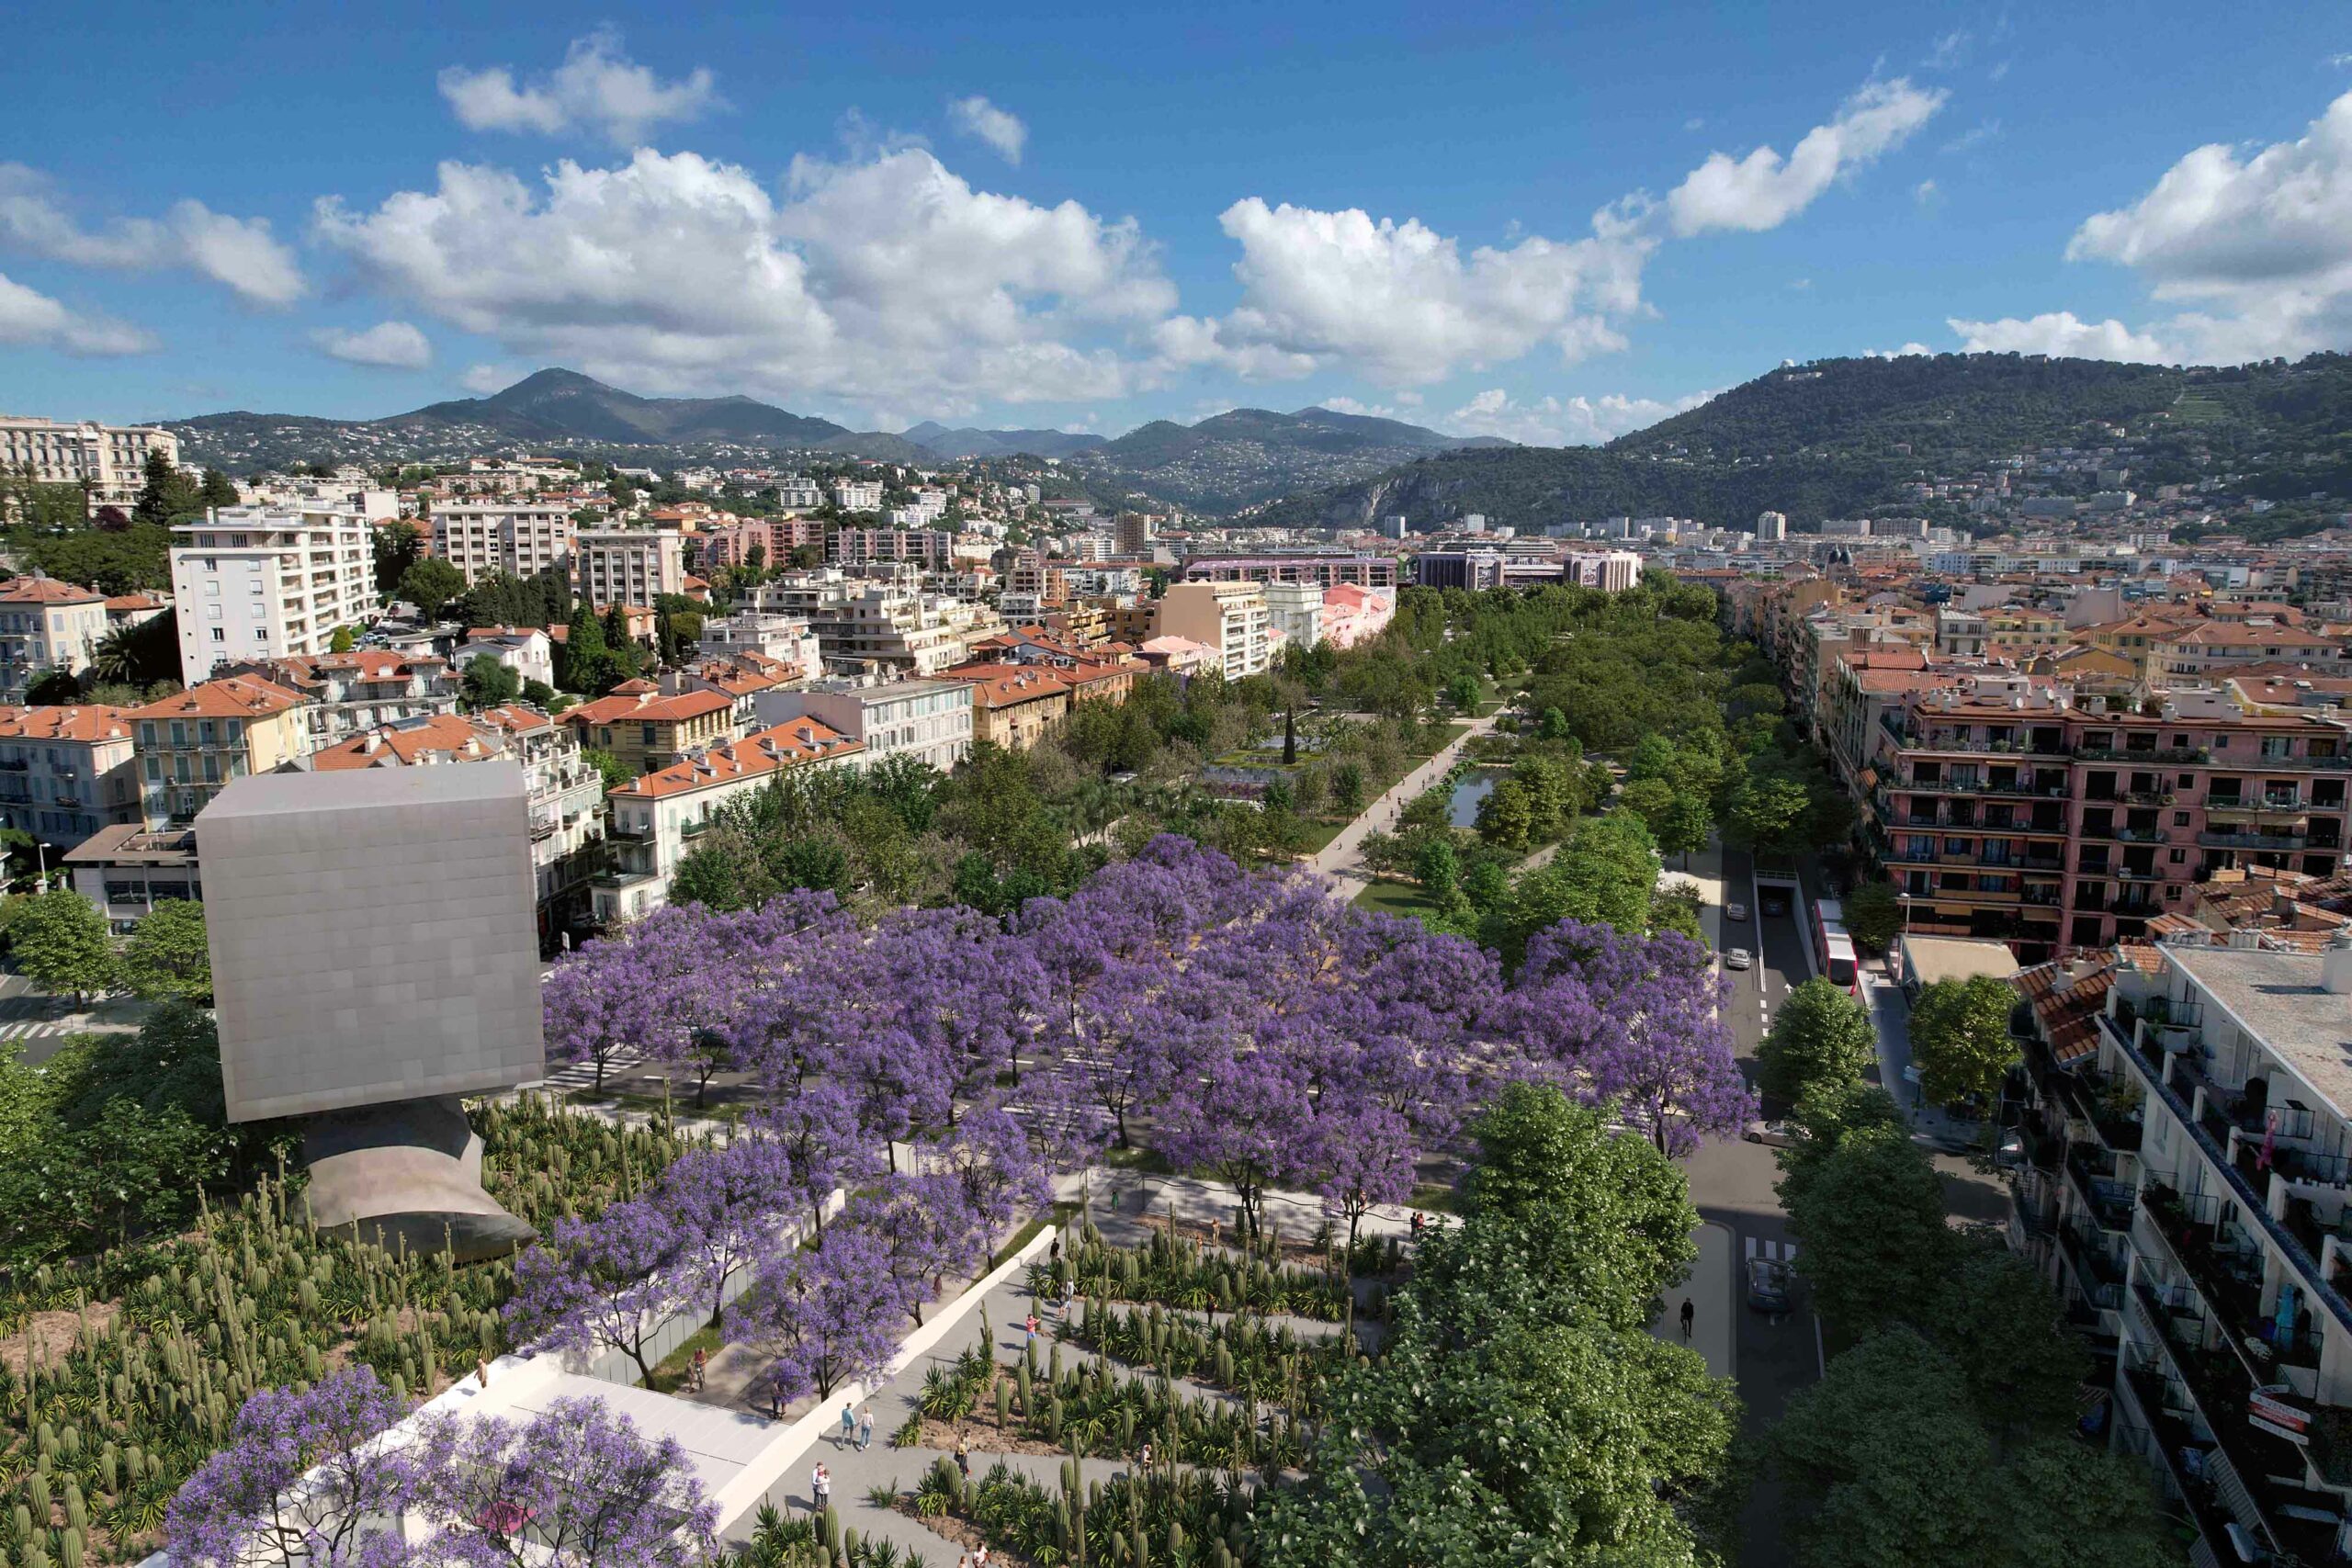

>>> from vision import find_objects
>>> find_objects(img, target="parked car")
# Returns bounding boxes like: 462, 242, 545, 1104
1724, 901, 1749, 922
1743, 1119, 1797, 1147
1747, 1257, 1793, 1314
1723, 947, 1753, 971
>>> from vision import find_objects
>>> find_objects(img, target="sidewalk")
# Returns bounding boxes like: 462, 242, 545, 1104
1860, 964, 1977, 1149
1314, 715, 1498, 892
1649, 1220, 1736, 1380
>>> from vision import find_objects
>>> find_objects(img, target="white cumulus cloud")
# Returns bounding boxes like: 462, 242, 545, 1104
0, 271, 155, 355
947, 96, 1027, 164
1947, 311, 2174, 361
1161, 196, 1653, 385
312, 320, 433, 368
460, 363, 518, 394
438, 28, 719, 145
1444, 387, 1711, 447
0, 164, 303, 305
312, 145, 1176, 416
1667, 78, 1948, 236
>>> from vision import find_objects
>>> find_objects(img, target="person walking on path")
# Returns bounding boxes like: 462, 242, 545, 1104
689, 1347, 707, 1392
1679, 1299, 1695, 1343
810, 1462, 831, 1517
839, 1401, 855, 1449
855, 1404, 874, 1452
1024, 1311, 1040, 1348
956, 1435, 971, 1482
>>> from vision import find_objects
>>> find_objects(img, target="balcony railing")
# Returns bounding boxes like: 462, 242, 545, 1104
2068, 1142, 2136, 1230
2199, 830, 2312, 852
2108, 1011, 2352, 1340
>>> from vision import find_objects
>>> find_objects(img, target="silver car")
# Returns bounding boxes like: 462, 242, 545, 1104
1724, 947, 1753, 971
1724, 901, 1749, 922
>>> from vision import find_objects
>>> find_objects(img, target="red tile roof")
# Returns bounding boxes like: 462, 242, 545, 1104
0, 705, 133, 743
128, 675, 310, 721
0, 576, 102, 606
609, 718, 862, 799
311, 715, 502, 769
561, 687, 734, 728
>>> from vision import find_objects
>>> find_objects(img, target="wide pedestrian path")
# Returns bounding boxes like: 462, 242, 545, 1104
1314, 714, 1499, 892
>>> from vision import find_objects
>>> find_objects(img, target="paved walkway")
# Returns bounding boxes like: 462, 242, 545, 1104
1860, 964, 1978, 1150
1313, 714, 1499, 893
1648, 1219, 1736, 1380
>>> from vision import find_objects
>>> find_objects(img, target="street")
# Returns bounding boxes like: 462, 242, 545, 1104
1686, 844, 1817, 1568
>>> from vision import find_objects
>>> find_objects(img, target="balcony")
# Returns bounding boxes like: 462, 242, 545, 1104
2143, 1182, 2324, 1376
2206, 800, 2310, 826
2107, 1011, 2352, 1340
2056, 1216, 2125, 1308
2080, 745, 2208, 763
2068, 1142, 2136, 1230
2199, 829, 2312, 852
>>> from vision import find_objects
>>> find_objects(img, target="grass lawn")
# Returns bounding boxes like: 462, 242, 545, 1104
644, 1325, 726, 1393
1297, 818, 1348, 852
1353, 877, 1440, 919
1408, 721, 1471, 757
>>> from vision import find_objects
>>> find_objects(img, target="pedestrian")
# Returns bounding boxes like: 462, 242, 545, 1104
1060, 1278, 1074, 1317
1409, 1210, 1423, 1239
856, 1404, 874, 1452
956, 1435, 971, 1481
1024, 1311, 1039, 1348
690, 1347, 707, 1392
1138, 1441, 1153, 1480
474, 1358, 491, 1391
771, 1370, 788, 1418
1679, 1299, 1695, 1343
839, 1400, 855, 1449
1049, 1236, 1062, 1265
811, 1462, 831, 1517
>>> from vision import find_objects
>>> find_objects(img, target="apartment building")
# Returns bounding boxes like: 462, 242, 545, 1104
0, 418, 177, 506
754, 677, 974, 773
1864, 676, 2352, 961
775, 477, 823, 510
829, 528, 954, 568
430, 502, 574, 585
451, 627, 557, 691
170, 506, 378, 679
943, 665, 1070, 751
62, 825, 202, 932
0, 705, 140, 848
1260, 581, 1324, 652
695, 513, 824, 570
746, 572, 982, 677
595, 717, 864, 923
1319, 582, 1396, 649
1156, 580, 1272, 680
1563, 550, 1644, 592
129, 675, 314, 825
0, 576, 108, 703
2009, 936, 2352, 1568
573, 527, 685, 609
560, 682, 735, 777
222, 650, 462, 747
1183, 554, 1399, 590
832, 480, 885, 513
307, 705, 605, 946
696, 608, 821, 675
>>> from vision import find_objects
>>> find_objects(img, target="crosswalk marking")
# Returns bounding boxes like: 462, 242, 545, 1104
531, 1050, 644, 1094
1743, 1235, 1799, 1264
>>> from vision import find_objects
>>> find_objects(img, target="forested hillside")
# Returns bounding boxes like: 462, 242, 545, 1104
1254, 351, 2352, 533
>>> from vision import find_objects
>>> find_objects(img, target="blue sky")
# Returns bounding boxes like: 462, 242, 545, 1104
4, 2, 2349, 444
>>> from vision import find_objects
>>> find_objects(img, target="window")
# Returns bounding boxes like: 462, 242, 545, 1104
209, 628, 224, 642
205, 581, 220, 597
2169, 848, 2186, 863
2175, 811, 2190, 827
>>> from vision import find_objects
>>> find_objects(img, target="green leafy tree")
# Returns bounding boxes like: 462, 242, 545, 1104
119, 898, 211, 1003
582, 749, 634, 792
396, 558, 467, 618
1841, 878, 1902, 952
1509, 753, 1577, 839
329, 624, 358, 654
1909, 976, 2021, 1106
1781, 1121, 1952, 1334
522, 677, 558, 708
131, 451, 200, 527
1619, 775, 1674, 837
1933, 1235, 2090, 1437
196, 468, 241, 510
23, 669, 79, 705
460, 658, 523, 711
1657, 790, 1714, 866
6, 889, 116, 1005
1412, 835, 1459, 901
1757, 977, 1877, 1104
371, 520, 423, 598
1329, 761, 1364, 812
1474, 775, 1533, 850
1724, 773, 1811, 853
1442, 674, 1479, 712
1533, 705, 1570, 741
558, 602, 616, 695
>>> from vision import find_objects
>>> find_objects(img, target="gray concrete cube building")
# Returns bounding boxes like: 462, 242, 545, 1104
198, 762, 546, 1122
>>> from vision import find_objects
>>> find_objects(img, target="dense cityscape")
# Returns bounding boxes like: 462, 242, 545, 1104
9, 8, 2352, 1568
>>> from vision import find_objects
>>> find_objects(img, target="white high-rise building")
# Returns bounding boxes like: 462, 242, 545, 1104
171, 506, 379, 680
573, 527, 685, 609
431, 502, 575, 585
1755, 510, 1789, 542
833, 479, 885, 513
0, 418, 179, 507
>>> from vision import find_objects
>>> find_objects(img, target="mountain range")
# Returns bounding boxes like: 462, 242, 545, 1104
158, 368, 1506, 512
1250, 351, 2352, 539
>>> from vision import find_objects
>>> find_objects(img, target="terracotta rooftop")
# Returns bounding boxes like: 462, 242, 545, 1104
562, 687, 734, 727
2012, 957, 2117, 1066
311, 714, 502, 769
0, 705, 134, 743
609, 718, 862, 800
128, 675, 310, 721
0, 576, 103, 606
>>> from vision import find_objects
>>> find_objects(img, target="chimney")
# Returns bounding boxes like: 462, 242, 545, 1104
2326, 929, 2352, 997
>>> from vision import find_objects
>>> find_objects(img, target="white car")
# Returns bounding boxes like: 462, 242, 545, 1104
1723, 947, 1754, 971
1724, 901, 1749, 922
1744, 1119, 1798, 1147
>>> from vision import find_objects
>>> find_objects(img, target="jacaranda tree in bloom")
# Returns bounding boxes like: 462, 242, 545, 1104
743, 1225, 905, 1407
503, 1198, 695, 1383
165, 1366, 419, 1568
411, 1395, 718, 1568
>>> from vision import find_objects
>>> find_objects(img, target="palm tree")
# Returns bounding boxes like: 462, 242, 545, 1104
87, 621, 141, 686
